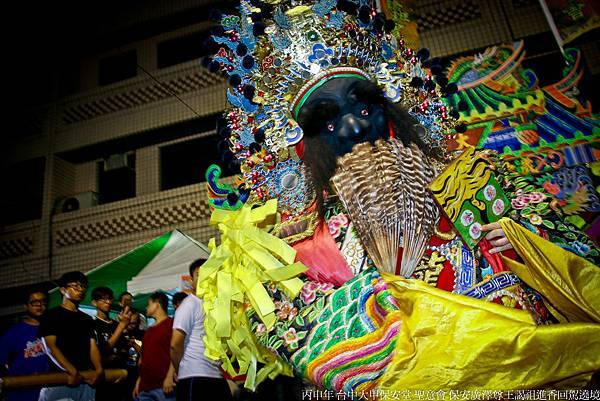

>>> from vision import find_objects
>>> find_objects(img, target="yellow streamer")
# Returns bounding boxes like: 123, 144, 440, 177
197, 200, 301, 390
264, 262, 306, 282
215, 272, 232, 337
247, 225, 297, 264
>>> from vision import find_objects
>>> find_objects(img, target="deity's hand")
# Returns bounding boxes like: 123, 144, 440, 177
481, 222, 514, 254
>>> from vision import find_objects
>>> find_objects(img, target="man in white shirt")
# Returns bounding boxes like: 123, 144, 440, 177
170, 259, 233, 401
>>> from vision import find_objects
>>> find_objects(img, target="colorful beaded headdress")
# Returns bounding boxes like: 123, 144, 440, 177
205, 0, 458, 216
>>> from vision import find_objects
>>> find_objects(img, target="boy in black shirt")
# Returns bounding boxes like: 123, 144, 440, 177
92, 287, 132, 367
38, 271, 103, 401
92, 286, 132, 401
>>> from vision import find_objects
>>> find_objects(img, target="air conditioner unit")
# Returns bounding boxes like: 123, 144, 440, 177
103, 152, 134, 171
59, 192, 99, 213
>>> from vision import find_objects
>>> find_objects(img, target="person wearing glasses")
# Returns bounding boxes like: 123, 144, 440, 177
38, 272, 103, 401
92, 287, 132, 401
0, 288, 49, 401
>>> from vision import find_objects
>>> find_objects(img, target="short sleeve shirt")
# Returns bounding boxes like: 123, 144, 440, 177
172, 295, 221, 380
38, 307, 95, 371
0, 321, 49, 401
139, 317, 173, 391
94, 318, 127, 368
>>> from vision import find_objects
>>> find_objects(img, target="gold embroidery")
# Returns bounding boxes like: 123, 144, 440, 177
434, 224, 457, 241
412, 251, 446, 286
272, 211, 319, 244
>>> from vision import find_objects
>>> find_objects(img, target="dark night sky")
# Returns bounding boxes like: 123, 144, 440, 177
5, 1, 137, 106
2, 0, 225, 146
3, 1, 228, 111
2, 3, 122, 148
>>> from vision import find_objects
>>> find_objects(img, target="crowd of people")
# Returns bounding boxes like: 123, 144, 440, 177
0, 259, 237, 401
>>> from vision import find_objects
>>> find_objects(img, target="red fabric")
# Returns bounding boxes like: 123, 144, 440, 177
429, 219, 454, 248
139, 317, 173, 391
292, 220, 354, 286
295, 141, 305, 160
221, 368, 246, 381
395, 247, 404, 276
501, 248, 519, 261
437, 217, 454, 234
388, 121, 396, 139
436, 262, 456, 292
478, 238, 510, 273
425, 216, 457, 291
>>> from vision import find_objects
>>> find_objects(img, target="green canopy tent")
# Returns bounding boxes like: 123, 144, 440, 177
48, 229, 210, 314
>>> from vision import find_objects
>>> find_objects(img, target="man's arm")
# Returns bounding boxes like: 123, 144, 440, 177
90, 339, 103, 372
43, 335, 82, 386
106, 322, 126, 349
107, 307, 132, 348
85, 339, 104, 386
171, 298, 193, 374
170, 329, 186, 374
0, 328, 14, 374
162, 362, 176, 395
132, 354, 142, 398
133, 376, 141, 398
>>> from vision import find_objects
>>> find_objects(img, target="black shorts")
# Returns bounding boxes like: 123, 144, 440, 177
175, 377, 232, 401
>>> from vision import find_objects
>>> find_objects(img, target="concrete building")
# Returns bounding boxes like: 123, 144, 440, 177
1, 0, 597, 319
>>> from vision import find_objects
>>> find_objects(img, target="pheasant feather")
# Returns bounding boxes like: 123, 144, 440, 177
331, 138, 438, 277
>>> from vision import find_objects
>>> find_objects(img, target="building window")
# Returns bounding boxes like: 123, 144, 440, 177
160, 135, 235, 191
156, 31, 209, 69
98, 50, 137, 86
0, 157, 45, 226
98, 153, 136, 204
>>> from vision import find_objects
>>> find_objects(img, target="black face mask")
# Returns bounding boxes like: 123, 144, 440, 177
296, 77, 388, 157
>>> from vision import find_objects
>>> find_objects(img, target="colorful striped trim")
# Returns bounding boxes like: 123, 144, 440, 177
335, 344, 396, 393
306, 311, 402, 392
365, 292, 385, 326
358, 285, 377, 331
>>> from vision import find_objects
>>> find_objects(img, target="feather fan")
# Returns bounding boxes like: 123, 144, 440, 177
330, 138, 439, 277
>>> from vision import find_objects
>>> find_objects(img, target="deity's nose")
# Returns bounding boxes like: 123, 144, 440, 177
338, 113, 367, 140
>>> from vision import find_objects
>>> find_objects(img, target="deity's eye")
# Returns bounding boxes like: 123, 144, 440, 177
327, 123, 335, 132
361, 108, 369, 116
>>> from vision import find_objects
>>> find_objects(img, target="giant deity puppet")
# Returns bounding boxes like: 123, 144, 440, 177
198, 0, 600, 395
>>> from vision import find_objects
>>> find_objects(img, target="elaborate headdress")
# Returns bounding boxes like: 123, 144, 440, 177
206, 0, 458, 217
